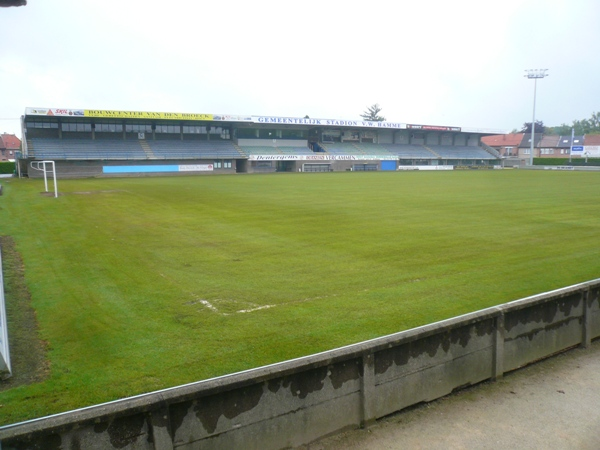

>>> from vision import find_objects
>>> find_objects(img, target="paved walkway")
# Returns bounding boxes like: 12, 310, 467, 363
308, 340, 600, 450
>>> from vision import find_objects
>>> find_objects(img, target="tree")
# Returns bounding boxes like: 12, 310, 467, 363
524, 112, 600, 136
361, 104, 385, 122
520, 121, 545, 134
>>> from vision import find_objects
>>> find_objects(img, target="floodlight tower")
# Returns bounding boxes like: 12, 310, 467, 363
524, 69, 548, 166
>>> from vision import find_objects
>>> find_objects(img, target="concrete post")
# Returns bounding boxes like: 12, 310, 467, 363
492, 312, 505, 380
360, 352, 376, 428
582, 289, 591, 348
149, 407, 173, 450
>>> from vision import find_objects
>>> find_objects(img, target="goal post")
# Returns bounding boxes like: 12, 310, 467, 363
30, 160, 58, 198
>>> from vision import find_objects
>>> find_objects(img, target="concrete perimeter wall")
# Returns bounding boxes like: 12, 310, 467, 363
1, 280, 599, 449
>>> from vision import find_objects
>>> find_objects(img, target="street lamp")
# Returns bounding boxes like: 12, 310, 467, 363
524, 69, 548, 166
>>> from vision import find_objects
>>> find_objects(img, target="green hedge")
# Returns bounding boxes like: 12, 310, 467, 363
534, 158, 600, 166
0, 161, 16, 174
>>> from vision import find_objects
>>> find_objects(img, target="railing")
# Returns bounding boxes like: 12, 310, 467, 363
480, 142, 501, 158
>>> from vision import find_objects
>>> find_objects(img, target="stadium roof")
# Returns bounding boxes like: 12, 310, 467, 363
23, 107, 504, 135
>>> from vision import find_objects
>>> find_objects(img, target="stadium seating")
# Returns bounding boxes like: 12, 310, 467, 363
28, 138, 244, 160
379, 144, 438, 159
353, 142, 395, 156
147, 140, 242, 159
28, 138, 496, 163
427, 145, 496, 159
239, 145, 314, 156
319, 142, 364, 155
29, 138, 147, 160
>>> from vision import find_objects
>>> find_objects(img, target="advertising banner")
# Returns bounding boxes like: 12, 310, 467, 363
407, 124, 461, 132
103, 164, 214, 174
253, 116, 406, 129
178, 164, 214, 171
248, 155, 400, 161
25, 107, 217, 121
583, 146, 600, 157
397, 165, 454, 171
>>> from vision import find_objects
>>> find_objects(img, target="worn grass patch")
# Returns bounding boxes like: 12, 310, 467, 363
0, 236, 49, 389
0, 171, 599, 424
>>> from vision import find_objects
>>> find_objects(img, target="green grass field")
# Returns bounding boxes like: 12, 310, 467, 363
1, 170, 599, 425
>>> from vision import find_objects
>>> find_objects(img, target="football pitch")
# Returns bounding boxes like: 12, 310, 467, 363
1, 170, 599, 424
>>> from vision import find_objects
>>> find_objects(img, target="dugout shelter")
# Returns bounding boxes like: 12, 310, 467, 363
19, 107, 501, 178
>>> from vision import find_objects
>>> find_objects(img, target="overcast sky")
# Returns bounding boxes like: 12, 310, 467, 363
1, 0, 599, 137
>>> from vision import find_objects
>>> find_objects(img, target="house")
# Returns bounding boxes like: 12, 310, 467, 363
537, 135, 561, 157
556, 135, 585, 156
0, 133, 21, 162
480, 133, 523, 157
517, 133, 544, 159
583, 134, 600, 158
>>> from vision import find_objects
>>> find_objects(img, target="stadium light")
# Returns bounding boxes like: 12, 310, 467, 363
524, 69, 548, 166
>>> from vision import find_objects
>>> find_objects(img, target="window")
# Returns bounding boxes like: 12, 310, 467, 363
27, 121, 58, 129
258, 129, 278, 139
126, 123, 152, 133
62, 122, 92, 132
183, 125, 207, 134
155, 124, 180, 134
282, 129, 307, 139
236, 128, 257, 138
213, 160, 232, 169
523, 149, 531, 155
95, 122, 123, 132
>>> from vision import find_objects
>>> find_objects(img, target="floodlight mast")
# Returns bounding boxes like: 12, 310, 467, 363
524, 69, 548, 166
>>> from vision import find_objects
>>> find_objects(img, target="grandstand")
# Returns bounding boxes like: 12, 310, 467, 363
19, 108, 501, 178
29, 138, 147, 160
146, 140, 243, 159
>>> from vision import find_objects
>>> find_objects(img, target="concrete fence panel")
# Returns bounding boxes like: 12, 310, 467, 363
1, 280, 599, 449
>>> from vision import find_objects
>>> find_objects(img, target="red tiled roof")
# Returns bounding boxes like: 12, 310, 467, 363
0, 133, 21, 150
584, 134, 600, 145
481, 133, 524, 147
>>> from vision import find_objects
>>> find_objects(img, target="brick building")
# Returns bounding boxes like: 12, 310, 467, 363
0, 133, 21, 161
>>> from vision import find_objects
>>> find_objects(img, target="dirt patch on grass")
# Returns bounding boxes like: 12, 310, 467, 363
0, 236, 50, 389
39, 190, 123, 197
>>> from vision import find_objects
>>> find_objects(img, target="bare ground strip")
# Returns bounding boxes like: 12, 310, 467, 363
0, 236, 49, 390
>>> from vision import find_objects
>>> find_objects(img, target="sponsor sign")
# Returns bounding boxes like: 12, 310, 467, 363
179, 164, 213, 172
103, 164, 214, 174
84, 110, 213, 120
407, 124, 461, 132
571, 145, 584, 155
248, 155, 400, 161
26, 107, 216, 121
397, 165, 454, 171
26, 108, 84, 117
253, 116, 406, 129
213, 115, 252, 122
583, 146, 600, 157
